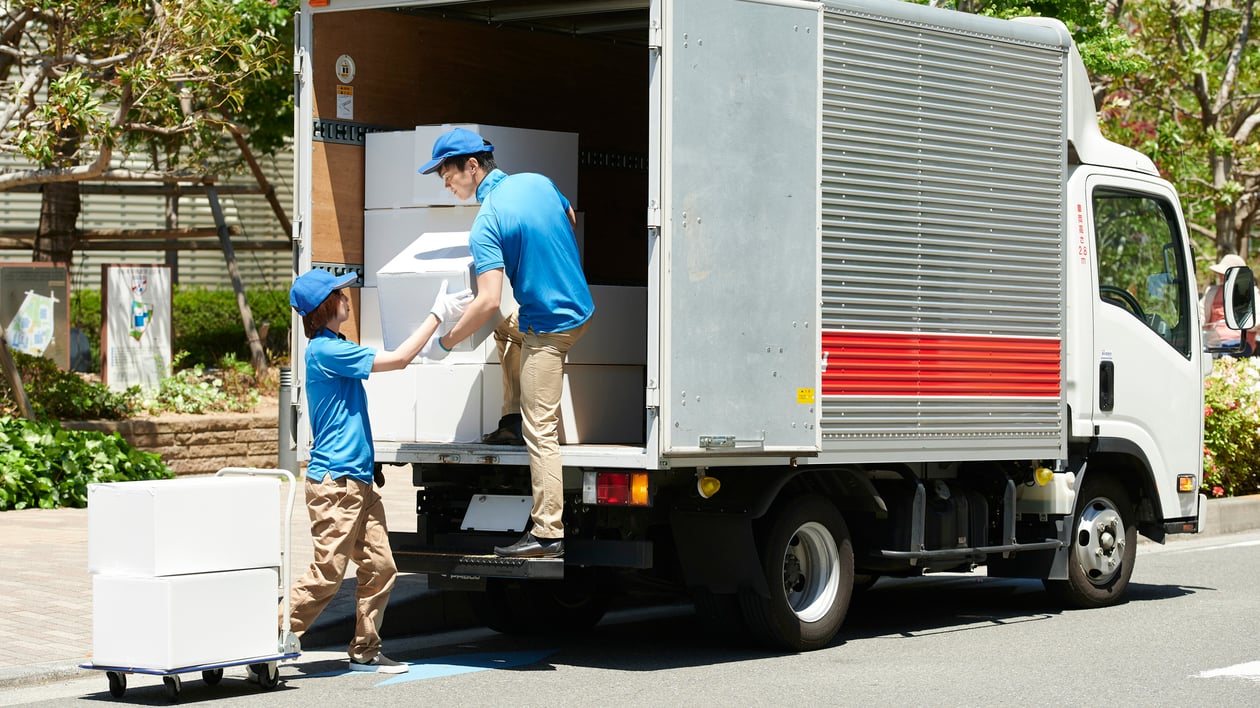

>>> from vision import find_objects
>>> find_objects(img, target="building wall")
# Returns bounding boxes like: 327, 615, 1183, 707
0, 145, 294, 294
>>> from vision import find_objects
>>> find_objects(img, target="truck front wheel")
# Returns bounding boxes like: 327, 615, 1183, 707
739, 495, 853, 652
1044, 475, 1136, 608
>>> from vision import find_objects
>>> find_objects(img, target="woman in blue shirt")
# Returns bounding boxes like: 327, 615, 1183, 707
286, 269, 470, 673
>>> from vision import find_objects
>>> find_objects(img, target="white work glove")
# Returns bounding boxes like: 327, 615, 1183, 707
418, 332, 449, 362
429, 279, 475, 323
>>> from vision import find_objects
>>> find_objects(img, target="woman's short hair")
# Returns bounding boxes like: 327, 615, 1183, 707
301, 290, 342, 339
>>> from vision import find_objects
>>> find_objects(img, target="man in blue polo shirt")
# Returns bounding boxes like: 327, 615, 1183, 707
418, 127, 594, 559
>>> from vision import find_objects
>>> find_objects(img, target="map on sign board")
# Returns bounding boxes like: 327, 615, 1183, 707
5, 290, 57, 356
102, 264, 171, 392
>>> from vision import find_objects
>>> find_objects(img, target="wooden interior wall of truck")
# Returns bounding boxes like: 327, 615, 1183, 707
310, 9, 650, 340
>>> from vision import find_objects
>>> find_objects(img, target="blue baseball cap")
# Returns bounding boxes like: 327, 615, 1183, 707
418, 128, 494, 175
290, 269, 357, 316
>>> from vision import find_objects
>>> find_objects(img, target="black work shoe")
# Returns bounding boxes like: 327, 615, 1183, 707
494, 531, 563, 558
482, 414, 524, 446
482, 426, 525, 445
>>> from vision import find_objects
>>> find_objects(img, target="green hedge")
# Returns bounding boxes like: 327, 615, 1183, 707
71, 287, 291, 371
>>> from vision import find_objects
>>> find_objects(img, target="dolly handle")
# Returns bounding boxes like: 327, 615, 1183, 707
215, 467, 298, 638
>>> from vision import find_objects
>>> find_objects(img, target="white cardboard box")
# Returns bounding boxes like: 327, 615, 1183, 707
566, 285, 648, 365
88, 478, 279, 577
362, 206, 479, 288
415, 363, 484, 443
364, 364, 417, 442
92, 569, 278, 670
359, 286, 383, 350
364, 125, 578, 209
376, 231, 516, 364
559, 364, 645, 445
480, 363, 645, 445
363, 131, 418, 210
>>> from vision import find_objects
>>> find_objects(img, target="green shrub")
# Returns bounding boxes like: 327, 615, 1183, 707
70, 287, 291, 372
133, 352, 261, 415
172, 287, 291, 368
1203, 356, 1260, 498
0, 351, 135, 420
0, 416, 173, 510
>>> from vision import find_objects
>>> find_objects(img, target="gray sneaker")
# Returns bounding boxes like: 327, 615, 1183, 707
349, 653, 408, 674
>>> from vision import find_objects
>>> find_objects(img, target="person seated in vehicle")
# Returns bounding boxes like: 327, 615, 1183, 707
1200, 253, 1259, 356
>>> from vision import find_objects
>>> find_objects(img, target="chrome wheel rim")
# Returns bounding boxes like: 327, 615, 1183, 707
781, 521, 841, 623
1072, 496, 1126, 585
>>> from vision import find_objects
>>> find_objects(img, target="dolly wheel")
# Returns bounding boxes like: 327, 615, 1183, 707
202, 668, 223, 685
162, 674, 181, 701
106, 671, 126, 698
250, 662, 280, 690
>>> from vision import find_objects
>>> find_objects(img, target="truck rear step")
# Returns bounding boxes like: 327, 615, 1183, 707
392, 548, 565, 579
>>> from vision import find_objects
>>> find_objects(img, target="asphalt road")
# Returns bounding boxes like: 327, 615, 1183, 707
10, 530, 1260, 707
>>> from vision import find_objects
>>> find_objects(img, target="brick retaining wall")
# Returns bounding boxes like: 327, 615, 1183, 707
64, 408, 279, 476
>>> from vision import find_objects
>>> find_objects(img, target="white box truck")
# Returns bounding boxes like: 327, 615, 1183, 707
291, 0, 1255, 651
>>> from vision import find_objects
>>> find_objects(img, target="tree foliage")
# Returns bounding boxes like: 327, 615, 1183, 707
1094, 1, 1260, 277
0, 0, 296, 190
926, 0, 1143, 80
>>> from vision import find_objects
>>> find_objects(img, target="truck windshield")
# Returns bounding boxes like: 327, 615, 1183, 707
1092, 188, 1190, 357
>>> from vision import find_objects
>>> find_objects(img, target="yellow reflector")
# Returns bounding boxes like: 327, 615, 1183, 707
1177, 474, 1196, 493
697, 475, 721, 499
1034, 467, 1054, 486
631, 473, 650, 506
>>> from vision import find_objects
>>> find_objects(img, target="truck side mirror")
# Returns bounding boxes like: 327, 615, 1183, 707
1224, 265, 1256, 330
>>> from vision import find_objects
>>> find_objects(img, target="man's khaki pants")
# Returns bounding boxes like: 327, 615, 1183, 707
287, 473, 396, 662
494, 312, 590, 540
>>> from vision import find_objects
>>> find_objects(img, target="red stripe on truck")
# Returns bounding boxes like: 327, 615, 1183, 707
821, 331, 1061, 397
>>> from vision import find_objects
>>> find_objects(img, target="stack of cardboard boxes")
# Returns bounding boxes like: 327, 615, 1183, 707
87, 477, 281, 669
361, 124, 646, 446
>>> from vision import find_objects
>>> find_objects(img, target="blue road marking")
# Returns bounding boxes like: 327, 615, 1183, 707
375, 649, 557, 686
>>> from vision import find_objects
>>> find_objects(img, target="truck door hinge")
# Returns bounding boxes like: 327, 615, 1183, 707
649, 18, 662, 50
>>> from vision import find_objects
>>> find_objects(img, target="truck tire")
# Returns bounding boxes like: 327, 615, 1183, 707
470, 577, 609, 635
739, 495, 854, 652
691, 588, 749, 643
1044, 475, 1136, 608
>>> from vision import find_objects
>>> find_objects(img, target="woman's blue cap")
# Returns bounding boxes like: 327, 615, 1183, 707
290, 269, 357, 316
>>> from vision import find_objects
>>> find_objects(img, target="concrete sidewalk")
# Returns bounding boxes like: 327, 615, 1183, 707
0, 473, 1257, 690
0, 465, 474, 690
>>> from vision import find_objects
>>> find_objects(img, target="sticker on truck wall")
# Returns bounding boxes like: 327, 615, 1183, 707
336, 85, 353, 120
335, 54, 356, 84
797, 388, 815, 405
1076, 203, 1089, 265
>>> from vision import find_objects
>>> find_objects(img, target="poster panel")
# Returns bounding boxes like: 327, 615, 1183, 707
102, 264, 172, 391
0, 264, 69, 369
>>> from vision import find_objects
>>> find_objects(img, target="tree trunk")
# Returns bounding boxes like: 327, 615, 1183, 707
33, 180, 81, 269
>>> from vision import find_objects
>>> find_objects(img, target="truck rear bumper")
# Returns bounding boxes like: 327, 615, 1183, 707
389, 531, 652, 579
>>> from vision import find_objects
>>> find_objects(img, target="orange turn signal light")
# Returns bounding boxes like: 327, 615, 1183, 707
1177, 474, 1196, 493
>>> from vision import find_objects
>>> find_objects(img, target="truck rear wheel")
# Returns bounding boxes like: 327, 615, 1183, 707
739, 495, 853, 652
1044, 475, 1136, 608
470, 577, 609, 635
